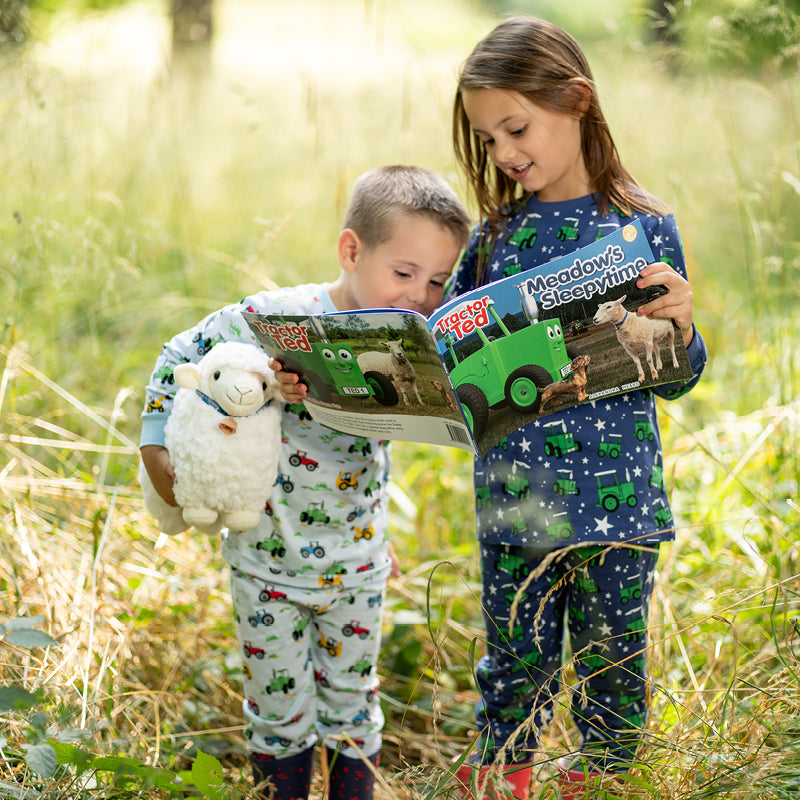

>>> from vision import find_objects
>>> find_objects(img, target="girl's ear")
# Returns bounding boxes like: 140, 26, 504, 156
564, 78, 593, 117
337, 228, 363, 272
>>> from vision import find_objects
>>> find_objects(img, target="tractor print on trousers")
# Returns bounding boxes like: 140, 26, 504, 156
317, 631, 342, 658
595, 469, 638, 512
546, 511, 574, 542
266, 668, 295, 695
300, 540, 326, 558
495, 549, 530, 581
248, 609, 275, 627
543, 419, 582, 458
342, 620, 370, 639
445, 297, 573, 441
256, 534, 286, 558
598, 433, 622, 458
497, 624, 525, 646
349, 658, 373, 677
292, 616, 310, 641
243, 641, 265, 659
259, 584, 288, 602
300, 502, 330, 525
619, 580, 643, 605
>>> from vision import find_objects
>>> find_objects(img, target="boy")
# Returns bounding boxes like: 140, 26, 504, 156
140, 165, 471, 800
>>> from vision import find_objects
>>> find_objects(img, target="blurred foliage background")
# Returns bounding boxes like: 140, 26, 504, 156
1, 0, 799, 797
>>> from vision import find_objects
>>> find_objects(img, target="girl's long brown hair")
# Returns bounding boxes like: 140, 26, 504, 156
453, 17, 669, 283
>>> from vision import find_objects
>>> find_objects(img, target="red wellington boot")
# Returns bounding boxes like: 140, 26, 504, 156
454, 756, 532, 799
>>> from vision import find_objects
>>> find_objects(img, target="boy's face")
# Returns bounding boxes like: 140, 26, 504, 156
337, 215, 461, 316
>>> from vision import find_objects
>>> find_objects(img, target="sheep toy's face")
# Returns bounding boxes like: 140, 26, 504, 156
173, 342, 278, 417
206, 365, 274, 416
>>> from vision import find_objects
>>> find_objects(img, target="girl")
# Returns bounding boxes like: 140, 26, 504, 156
448, 17, 707, 799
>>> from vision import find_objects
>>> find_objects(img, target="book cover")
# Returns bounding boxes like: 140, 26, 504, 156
243, 221, 692, 457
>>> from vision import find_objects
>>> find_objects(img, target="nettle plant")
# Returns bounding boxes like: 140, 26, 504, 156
0, 615, 242, 799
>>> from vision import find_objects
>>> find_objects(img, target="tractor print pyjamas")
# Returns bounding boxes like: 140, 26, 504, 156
474, 542, 660, 767
230, 564, 386, 759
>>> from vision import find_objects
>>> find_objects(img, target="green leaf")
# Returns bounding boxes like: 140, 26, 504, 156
5, 629, 58, 649
0, 615, 45, 633
0, 685, 38, 711
189, 750, 232, 800
24, 743, 57, 779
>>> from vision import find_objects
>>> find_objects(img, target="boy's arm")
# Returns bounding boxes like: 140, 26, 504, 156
141, 444, 177, 506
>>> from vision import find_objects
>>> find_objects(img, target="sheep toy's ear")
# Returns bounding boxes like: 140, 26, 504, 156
173, 362, 203, 390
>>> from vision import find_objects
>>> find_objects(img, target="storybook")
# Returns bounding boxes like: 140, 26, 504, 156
243, 220, 692, 457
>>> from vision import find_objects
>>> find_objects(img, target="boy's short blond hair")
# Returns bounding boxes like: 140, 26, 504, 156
343, 165, 471, 250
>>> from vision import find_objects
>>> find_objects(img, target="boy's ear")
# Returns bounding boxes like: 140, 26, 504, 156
338, 228, 363, 272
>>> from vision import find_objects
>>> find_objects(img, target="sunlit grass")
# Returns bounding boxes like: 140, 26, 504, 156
1, 0, 799, 797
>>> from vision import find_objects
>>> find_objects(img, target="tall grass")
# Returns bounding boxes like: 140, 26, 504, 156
1, 0, 799, 797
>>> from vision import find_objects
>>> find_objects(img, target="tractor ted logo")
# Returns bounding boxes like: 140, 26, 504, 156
248, 319, 313, 353
436, 292, 573, 442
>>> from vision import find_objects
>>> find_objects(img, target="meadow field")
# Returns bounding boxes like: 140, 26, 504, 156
1, 0, 798, 797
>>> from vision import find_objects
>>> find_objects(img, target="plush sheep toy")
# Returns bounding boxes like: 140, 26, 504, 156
139, 341, 283, 535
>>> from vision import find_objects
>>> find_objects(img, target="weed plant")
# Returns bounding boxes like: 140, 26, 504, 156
1, 1, 799, 797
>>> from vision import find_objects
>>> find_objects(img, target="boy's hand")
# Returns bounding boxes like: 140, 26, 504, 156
269, 358, 308, 404
636, 262, 695, 347
140, 445, 178, 506
387, 541, 401, 578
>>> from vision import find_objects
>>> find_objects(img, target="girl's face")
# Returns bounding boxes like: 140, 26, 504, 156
461, 87, 591, 203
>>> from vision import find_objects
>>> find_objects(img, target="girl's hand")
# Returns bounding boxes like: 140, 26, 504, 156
269, 358, 308, 404
636, 262, 695, 347
140, 445, 178, 506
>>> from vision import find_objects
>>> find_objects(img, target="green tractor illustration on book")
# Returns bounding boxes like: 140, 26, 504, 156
274, 317, 399, 407
445, 296, 574, 440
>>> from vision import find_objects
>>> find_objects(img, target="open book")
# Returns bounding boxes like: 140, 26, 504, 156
243, 221, 692, 457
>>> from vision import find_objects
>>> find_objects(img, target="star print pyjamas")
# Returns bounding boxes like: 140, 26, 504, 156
474, 542, 659, 768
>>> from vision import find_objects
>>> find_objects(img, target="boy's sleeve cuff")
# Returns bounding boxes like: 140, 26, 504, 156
139, 415, 168, 449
